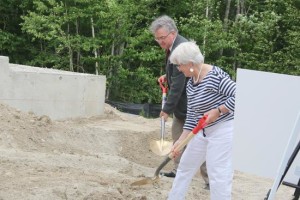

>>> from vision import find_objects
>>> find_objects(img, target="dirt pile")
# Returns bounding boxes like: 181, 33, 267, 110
0, 103, 294, 199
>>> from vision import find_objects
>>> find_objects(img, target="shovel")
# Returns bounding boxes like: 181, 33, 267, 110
149, 79, 173, 156
131, 115, 207, 186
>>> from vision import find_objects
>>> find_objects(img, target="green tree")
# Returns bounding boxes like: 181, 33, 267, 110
1, 0, 299, 105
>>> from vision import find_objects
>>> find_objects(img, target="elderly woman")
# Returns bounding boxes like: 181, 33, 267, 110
168, 41, 236, 200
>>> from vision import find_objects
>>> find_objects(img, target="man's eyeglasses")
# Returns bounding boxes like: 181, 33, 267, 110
155, 32, 172, 42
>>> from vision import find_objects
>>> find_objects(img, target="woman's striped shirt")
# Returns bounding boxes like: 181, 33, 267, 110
184, 66, 236, 131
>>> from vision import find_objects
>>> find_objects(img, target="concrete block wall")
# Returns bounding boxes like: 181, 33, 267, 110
0, 56, 106, 120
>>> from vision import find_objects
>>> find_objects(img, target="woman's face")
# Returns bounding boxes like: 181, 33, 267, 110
176, 62, 193, 78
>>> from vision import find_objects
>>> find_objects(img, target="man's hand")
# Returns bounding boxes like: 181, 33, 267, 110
160, 111, 169, 121
158, 75, 166, 83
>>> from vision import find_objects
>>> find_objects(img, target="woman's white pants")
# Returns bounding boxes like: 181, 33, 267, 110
168, 120, 234, 200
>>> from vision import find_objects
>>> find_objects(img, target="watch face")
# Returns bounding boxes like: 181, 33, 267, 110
218, 107, 222, 114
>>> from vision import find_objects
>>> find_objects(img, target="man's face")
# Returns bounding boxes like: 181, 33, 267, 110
154, 28, 176, 50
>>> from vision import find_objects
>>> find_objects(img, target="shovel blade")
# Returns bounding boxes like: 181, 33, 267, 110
149, 139, 173, 156
131, 176, 159, 186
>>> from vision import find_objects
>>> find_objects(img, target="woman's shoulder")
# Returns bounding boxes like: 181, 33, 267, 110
210, 66, 230, 78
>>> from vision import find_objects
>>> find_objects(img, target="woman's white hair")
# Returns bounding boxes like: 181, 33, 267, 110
170, 41, 204, 65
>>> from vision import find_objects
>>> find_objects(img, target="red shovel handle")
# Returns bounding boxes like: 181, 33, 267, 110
159, 78, 168, 94
168, 115, 208, 159
192, 115, 208, 134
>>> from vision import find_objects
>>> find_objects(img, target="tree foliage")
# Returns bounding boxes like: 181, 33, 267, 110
0, 0, 299, 104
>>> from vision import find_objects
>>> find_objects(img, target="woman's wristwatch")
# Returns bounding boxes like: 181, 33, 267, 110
217, 107, 223, 115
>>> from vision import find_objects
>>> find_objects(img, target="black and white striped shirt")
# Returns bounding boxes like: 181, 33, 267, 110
184, 66, 236, 130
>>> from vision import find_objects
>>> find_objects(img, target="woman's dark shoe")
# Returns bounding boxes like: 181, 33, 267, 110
160, 171, 176, 178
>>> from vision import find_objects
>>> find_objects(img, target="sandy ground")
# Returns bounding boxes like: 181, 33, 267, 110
0, 103, 295, 200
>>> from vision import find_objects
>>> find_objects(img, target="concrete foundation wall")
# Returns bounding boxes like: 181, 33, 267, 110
0, 56, 106, 120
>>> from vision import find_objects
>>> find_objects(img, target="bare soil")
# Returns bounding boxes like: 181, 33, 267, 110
0, 103, 294, 200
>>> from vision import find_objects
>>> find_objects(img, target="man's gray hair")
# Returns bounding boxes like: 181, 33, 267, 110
170, 41, 204, 65
149, 15, 178, 34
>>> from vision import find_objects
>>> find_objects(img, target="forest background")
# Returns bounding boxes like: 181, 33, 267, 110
0, 0, 299, 104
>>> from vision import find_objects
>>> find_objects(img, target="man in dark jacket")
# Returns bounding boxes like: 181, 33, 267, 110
149, 15, 209, 189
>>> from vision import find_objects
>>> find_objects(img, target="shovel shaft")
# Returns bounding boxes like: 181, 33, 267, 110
157, 116, 208, 174
154, 133, 195, 176
168, 115, 207, 159
161, 93, 167, 109
154, 157, 172, 176
167, 132, 195, 159
160, 91, 167, 151
132, 116, 207, 186
160, 117, 165, 150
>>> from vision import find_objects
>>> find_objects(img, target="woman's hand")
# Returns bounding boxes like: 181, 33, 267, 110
170, 139, 182, 158
204, 106, 228, 124
204, 108, 220, 124
170, 130, 190, 159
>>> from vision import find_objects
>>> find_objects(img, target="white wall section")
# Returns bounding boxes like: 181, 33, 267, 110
0, 56, 106, 120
